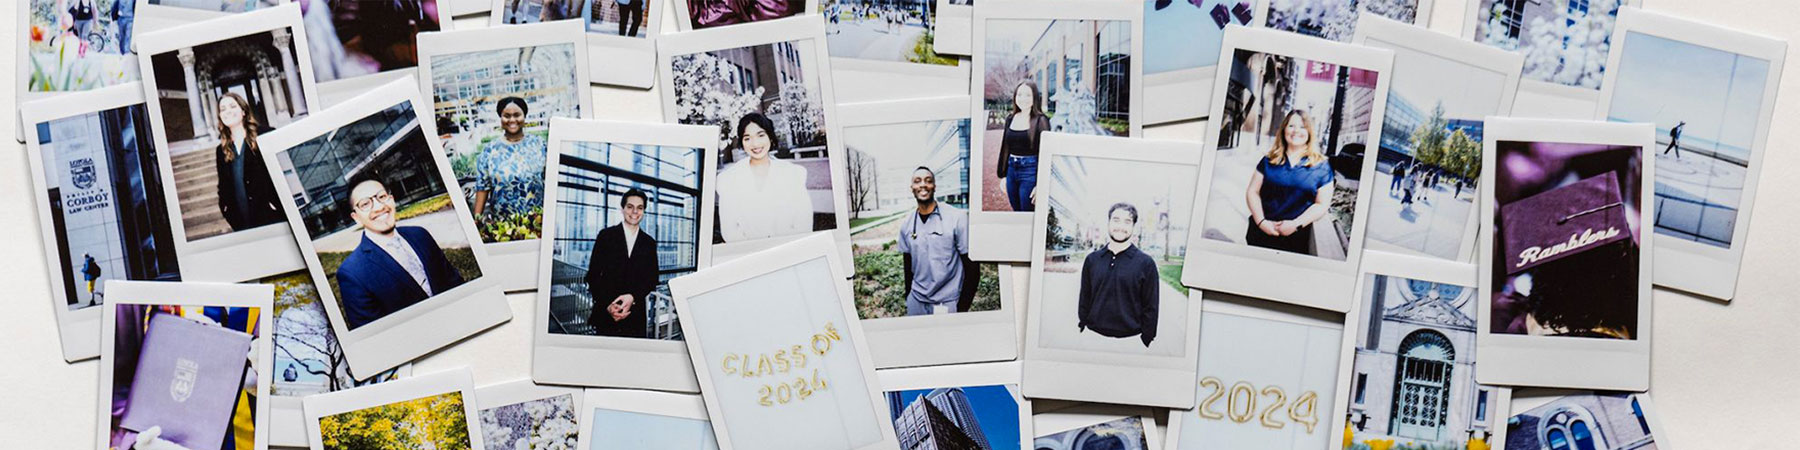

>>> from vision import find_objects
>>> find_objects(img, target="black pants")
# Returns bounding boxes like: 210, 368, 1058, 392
1246, 218, 1314, 255
618, 4, 643, 37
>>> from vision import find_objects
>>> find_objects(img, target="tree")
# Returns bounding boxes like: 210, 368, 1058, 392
1410, 102, 1450, 168
845, 147, 877, 219
767, 79, 827, 149
669, 52, 765, 152
479, 395, 577, 450
321, 392, 471, 450
1446, 129, 1481, 180
1479, 0, 1623, 89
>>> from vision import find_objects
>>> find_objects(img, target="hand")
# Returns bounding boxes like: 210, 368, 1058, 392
1256, 219, 1280, 236
611, 293, 635, 311
1276, 221, 1301, 236
133, 426, 194, 450
1029, 187, 1039, 207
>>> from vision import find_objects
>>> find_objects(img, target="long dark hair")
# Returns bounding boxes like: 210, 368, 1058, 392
1008, 80, 1045, 120
217, 92, 259, 163
736, 112, 780, 152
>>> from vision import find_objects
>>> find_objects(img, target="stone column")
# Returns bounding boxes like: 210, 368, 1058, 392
270, 28, 305, 117
177, 48, 209, 139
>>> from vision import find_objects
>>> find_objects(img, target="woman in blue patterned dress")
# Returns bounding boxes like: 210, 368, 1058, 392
472, 96, 546, 237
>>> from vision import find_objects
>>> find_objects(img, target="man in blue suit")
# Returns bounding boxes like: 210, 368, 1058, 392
336, 177, 466, 329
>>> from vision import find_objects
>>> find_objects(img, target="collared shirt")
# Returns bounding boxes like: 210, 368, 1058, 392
897, 203, 969, 305
623, 224, 640, 258
365, 230, 432, 295
1077, 244, 1159, 345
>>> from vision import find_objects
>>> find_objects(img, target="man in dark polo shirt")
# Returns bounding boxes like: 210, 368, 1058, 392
1077, 202, 1160, 347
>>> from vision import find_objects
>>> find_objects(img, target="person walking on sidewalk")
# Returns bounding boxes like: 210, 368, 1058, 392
1664, 121, 1686, 159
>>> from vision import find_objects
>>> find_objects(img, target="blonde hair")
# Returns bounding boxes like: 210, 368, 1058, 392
1264, 110, 1324, 167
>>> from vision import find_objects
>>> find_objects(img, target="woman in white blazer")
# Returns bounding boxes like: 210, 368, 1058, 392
716, 112, 814, 242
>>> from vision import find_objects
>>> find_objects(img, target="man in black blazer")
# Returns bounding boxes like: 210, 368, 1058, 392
584, 189, 660, 338
336, 177, 466, 329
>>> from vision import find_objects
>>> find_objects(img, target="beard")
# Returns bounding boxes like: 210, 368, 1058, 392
1110, 232, 1131, 244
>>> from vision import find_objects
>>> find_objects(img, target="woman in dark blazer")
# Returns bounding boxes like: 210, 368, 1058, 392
214, 92, 283, 232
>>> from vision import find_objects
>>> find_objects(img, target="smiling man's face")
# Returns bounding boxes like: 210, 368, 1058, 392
349, 180, 397, 235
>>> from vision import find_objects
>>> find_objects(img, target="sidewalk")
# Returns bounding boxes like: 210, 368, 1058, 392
1364, 171, 1475, 260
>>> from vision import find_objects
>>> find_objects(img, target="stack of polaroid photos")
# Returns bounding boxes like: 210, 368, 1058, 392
10, 0, 1788, 448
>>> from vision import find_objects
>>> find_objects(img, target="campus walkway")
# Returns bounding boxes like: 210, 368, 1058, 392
827, 16, 927, 62
1365, 170, 1475, 260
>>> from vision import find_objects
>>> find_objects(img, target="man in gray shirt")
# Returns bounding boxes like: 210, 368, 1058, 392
897, 167, 978, 315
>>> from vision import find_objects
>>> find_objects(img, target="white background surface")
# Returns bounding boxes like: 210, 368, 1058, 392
3, 1, 1797, 447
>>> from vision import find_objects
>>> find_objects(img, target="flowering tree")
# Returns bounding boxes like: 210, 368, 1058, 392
320, 392, 472, 450
1265, 0, 1417, 42
1479, 0, 1622, 89
478, 395, 578, 450
670, 52, 765, 151
767, 79, 828, 149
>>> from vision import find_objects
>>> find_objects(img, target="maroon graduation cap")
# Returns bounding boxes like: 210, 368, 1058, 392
1498, 172, 1631, 276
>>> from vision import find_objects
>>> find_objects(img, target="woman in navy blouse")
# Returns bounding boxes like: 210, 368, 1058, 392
1244, 110, 1335, 255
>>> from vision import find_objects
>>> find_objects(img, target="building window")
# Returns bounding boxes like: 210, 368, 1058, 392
1389, 329, 1454, 441
1540, 407, 1609, 450
1499, 0, 1527, 39
1476, 390, 1490, 422
1353, 373, 1367, 404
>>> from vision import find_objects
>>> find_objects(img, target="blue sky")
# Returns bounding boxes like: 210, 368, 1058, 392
1145, 0, 1230, 74
1606, 31, 1770, 157
889, 385, 1021, 450
588, 408, 717, 450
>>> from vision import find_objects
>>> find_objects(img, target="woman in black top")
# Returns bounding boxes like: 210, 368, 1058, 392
214, 93, 283, 232
996, 80, 1049, 211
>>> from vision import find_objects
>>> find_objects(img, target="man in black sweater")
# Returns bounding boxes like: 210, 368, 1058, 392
585, 189, 661, 338
1076, 202, 1160, 347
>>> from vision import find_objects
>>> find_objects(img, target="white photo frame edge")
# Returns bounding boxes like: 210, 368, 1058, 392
1457, 0, 1646, 106
667, 0, 821, 32
575, 389, 716, 450
302, 368, 486, 450
483, 0, 664, 89
877, 362, 1034, 450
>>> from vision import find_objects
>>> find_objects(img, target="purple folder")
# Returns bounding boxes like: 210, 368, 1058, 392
1499, 172, 1631, 275
120, 313, 253, 449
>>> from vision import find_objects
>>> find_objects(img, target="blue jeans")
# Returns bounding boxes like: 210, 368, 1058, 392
1006, 155, 1038, 211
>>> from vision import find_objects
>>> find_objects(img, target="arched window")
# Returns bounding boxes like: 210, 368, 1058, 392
1538, 407, 1609, 450
1389, 330, 1455, 441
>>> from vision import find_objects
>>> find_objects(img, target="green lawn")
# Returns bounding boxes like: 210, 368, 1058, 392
1158, 262, 1190, 296
320, 246, 484, 323
853, 250, 1000, 319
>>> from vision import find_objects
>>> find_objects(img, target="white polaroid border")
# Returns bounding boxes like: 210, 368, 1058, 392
1595, 8, 1787, 302
1022, 133, 1202, 409
1326, 251, 1513, 450
933, 0, 973, 56
576, 389, 716, 449
1352, 13, 1524, 264
311, 4, 459, 106
416, 20, 596, 292
269, 364, 413, 447
837, 96, 1019, 369
303, 368, 486, 449
262, 76, 511, 378
1181, 25, 1393, 313
485, 0, 662, 88
20, 84, 157, 362
449, 0, 493, 17
1034, 403, 1162, 449
13, 0, 144, 143
1250, 0, 1435, 36
1475, 117, 1654, 391
656, 16, 855, 266
1162, 290, 1351, 450
969, 0, 1146, 262
667, 232, 899, 450
1460, 0, 1643, 118
532, 118, 718, 392
1495, 390, 1671, 449
878, 362, 1033, 449
133, 0, 292, 30
830, 38, 969, 104
669, 0, 819, 32
98, 280, 275, 450
135, 4, 317, 283
474, 378, 585, 426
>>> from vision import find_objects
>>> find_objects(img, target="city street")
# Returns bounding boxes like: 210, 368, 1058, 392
1364, 168, 1476, 261
827, 14, 928, 63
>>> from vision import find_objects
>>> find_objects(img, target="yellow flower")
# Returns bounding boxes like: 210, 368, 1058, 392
1365, 439, 1396, 450
1469, 436, 1490, 450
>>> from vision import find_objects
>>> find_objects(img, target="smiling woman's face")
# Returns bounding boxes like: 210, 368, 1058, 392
1013, 83, 1033, 111
500, 103, 526, 135
218, 98, 245, 129
1283, 115, 1310, 148
741, 121, 772, 160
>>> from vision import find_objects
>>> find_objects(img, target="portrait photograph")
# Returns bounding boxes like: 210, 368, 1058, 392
98, 281, 273, 450
1141, 0, 1248, 124
878, 362, 1029, 450
474, 380, 581, 450
19, 0, 140, 95
1501, 391, 1666, 450
1023, 135, 1201, 409
1337, 252, 1507, 450
305, 369, 485, 450
673, 0, 810, 31
1476, 118, 1652, 391
659, 17, 851, 262
23, 84, 184, 363
577, 389, 719, 450
1355, 15, 1522, 262
1466, 0, 1639, 94
1165, 292, 1346, 450
1184, 26, 1391, 313
301, 0, 445, 87
1597, 8, 1786, 301
1260, 0, 1430, 43
137, 4, 318, 282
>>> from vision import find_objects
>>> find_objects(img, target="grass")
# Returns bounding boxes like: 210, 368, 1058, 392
1157, 263, 1189, 296
319, 246, 484, 324
853, 248, 1001, 319
1099, 117, 1130, 136
395, 194, 452, 221
849, 210, 904, 229
906, 31, 958, 66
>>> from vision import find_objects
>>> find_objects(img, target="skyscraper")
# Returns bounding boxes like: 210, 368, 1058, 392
890, 388, 991, 450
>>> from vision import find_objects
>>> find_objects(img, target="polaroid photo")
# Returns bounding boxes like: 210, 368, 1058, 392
417, 20, 595, 292
448, 0, 491, 16
1595, 8, 1788, 302
577, 389, 720, 450
1164, 291, 1348, 450
135, 4, 317, 283
262, 76, 511, 378
1462, 0, 1643, 118
134, 0, 283, 28
824, 0, 970, 104
667, 232, 900, 450
1476, 118, 1654, 391
1034, 404, 1161, 450
487, 0, 663, 88
98, 280, 274, 450
969, 0, 1146, 262
1352, 14, 1525, 263
1496, 390, 1670, 450
474, 379, 584, 448
532, 118, 719, 392
1021, 133, 1202, 408
20, 84, 181, 362
657, 16, 854, 266
837, 97, 1016, 369
15, 0, 142, 142
303, 368, 487, 450
1255, 0, 1434, 43
263, 269, 409, 447
879, 362, 1033, 450
1143, 0, 1252, 125
932, 0, 971, 56
1329, 251, 1511, 450
670, 0, 817, 31
303, 0, 453, 103
1181, 26, 1393, 313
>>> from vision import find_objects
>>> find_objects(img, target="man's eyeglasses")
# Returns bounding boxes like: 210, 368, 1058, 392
353, 192, 394, 211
